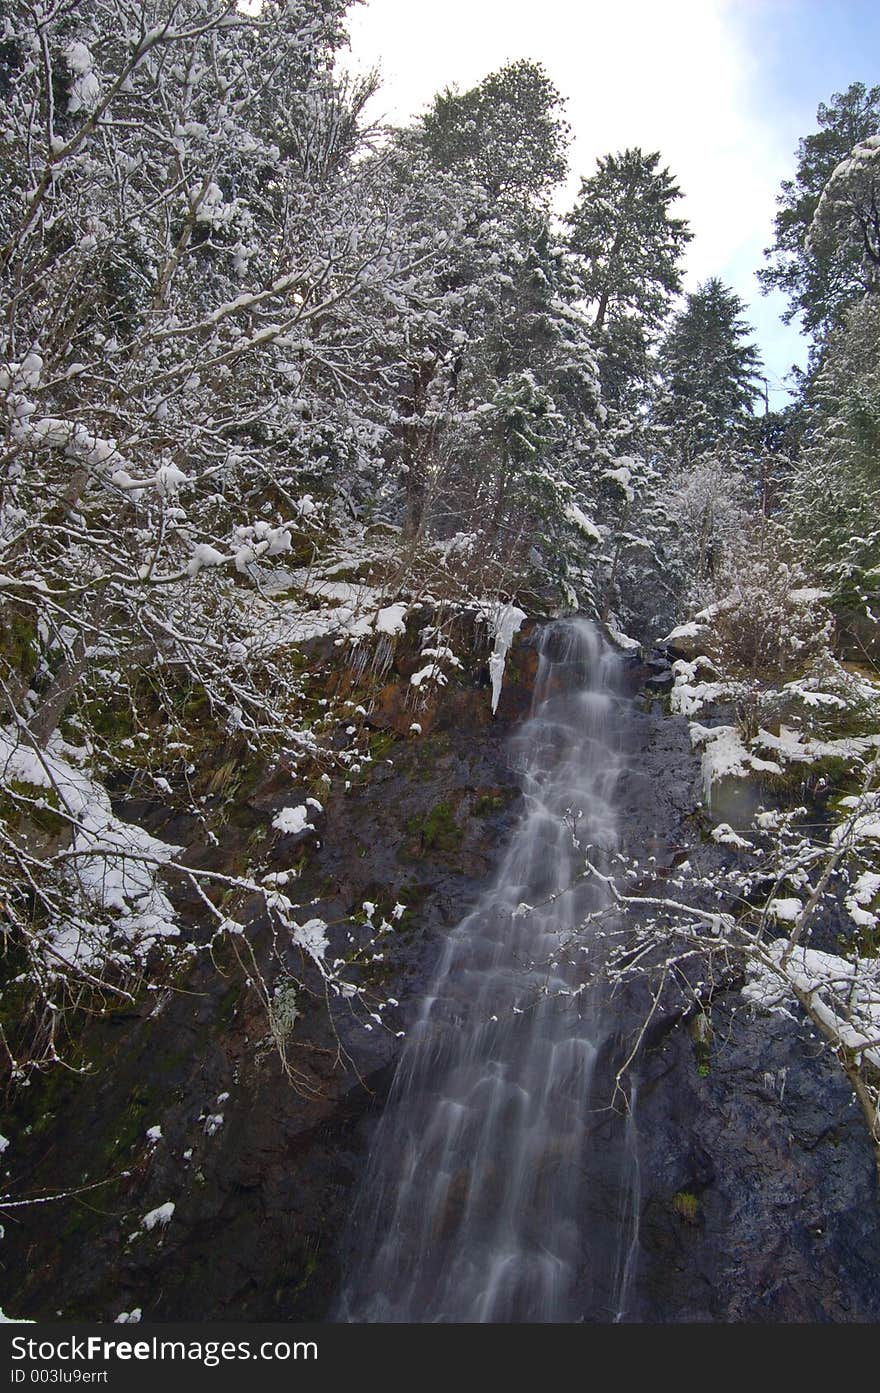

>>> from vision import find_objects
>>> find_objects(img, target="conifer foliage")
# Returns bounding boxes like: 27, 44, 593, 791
656, 277, 763, 462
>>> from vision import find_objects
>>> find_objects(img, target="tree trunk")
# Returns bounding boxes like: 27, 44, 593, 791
28, 635, 91, 748
400, 359, 437, 542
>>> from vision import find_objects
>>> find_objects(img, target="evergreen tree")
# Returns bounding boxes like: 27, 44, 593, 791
656, 278, 763, 462
566, 148, 691, 403
419, 60, 569, 210
808, 132, 880, 303
786, 295, 880, 649
371, 87, 604, 590
758, 81, 880, 336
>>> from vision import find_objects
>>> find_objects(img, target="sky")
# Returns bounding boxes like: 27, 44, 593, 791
343, 0, 880, 409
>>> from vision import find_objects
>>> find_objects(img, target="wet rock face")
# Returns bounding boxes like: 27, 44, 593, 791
4, 625, 880, 1324
582, 685, 880, 1323
608, 685, 880, 1322
1, 625, 540, 1322
627, 998, 880, 1323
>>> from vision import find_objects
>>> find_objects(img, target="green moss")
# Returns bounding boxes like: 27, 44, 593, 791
671, 1190, 701, 1224
0, 780, 66, 839
838, 924, 880, 959
414, 730, 452, 781
474, 788, 514, 817
214, 980, 243, 1033
286, 1248, 319, 1302
103, 1084, 156, 1161
405, 800, 463, 856
368, 729, 396, 761
359, 957, 397, 987
80, 694, 138, 744
318, 561, 375, 584
385, 881, 429, 936
688, 1013, 713, 1077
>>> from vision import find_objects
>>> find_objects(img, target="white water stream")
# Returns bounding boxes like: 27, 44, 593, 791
338, 618, 640, 1322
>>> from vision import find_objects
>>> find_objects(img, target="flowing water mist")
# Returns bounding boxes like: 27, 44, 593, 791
337, 618, 640, 1323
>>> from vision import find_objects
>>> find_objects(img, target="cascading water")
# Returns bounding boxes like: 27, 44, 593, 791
337, 618, 640, 1323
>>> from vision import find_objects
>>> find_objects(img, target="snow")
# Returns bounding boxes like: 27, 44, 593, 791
0, 732, 181, 969
601, 462, 635, 502
659, 620, 708, 649
788, 588, 832, 604
410, 663, 447, 689
834, 790, 880, 845
65, 41, 95, 75
758, 726, 880, 766
711, 823, 754, 850
607, 626, 641, 652
846, 871, 880, 930
292, 917, 329, 962
749, 756, 783, 775
768, 897, 803, 923
484, 602, 527, 716
186, 543, 226, 576
375, 602, 407, 636
743, 944, 880, 1070
145, 1126, 162, 1143
65, 42, 101, 114
141, 1202, 174, 1231
565, 503, 602, 542
271, 805, 312, 836
689, 723, 751, 800
668, 657, 729, 717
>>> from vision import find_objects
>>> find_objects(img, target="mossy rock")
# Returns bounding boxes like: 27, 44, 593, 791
688, 1011, 713, 1077
368, 729, 396, 761
473, 786, 516, 817
671, 1190, 701, 1224
404, 800, 463, 857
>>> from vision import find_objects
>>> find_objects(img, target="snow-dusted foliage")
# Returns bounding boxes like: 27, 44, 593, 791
660, 455, 751, 603
786, 296, 880, 631
759, 81, 880, 336
808, 133, 880, 298
665, 519, 841, 739
0, 0, 442, 1081
0, 9, 875, 1195
0, 0, 436, 742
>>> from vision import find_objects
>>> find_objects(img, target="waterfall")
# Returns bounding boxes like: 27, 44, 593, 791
337, 617, 640, 1323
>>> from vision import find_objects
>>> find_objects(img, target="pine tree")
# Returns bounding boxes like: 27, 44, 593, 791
656, 278, 763, 462
566, 148, 691, 404
786, 295, 880, 649
419, 60, 570, 210
758, 81, 880, 337
374, 86, 603, 582
808, 133, 880, 302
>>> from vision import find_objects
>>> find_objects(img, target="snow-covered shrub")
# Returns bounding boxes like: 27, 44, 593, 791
700, 520, 834, 739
